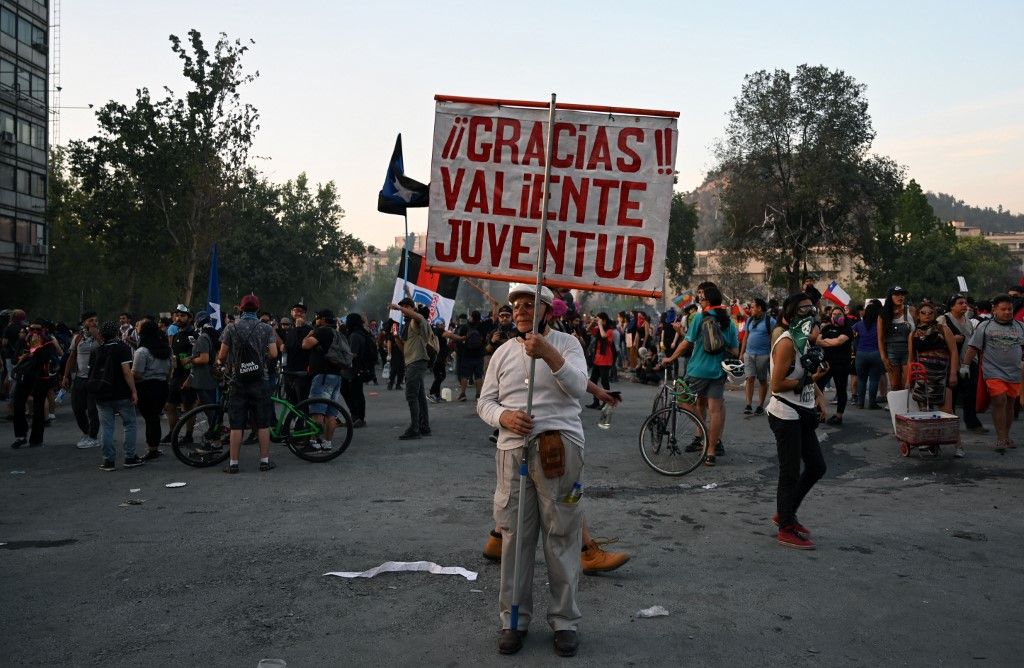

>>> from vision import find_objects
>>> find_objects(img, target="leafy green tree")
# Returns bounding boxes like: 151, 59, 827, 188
714, 65, 889, 292
665, 192, 699, 290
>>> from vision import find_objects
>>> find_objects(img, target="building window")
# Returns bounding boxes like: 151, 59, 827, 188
0, 163, 13, 189
0, 58, 14, 89
17, 118, 30, 145
31, 172, 44, 197
35, 223, 44, 245
30, 122, 44, 148
31, 24, 44, 48
15, 219, 31, 243
0, 215, 12, 242
30, 74, 44, 101
16, 67, 29, 93
0, 9, 15, 38
0, 111, 13, 137
16, 167, 29, 194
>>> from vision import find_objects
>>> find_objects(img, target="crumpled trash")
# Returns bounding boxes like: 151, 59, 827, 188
324, 561, 478, 581
816, 429, 829, 442
118, 499, 145, 507
902, 477, 910, 481
701, 482, 718, 490
130, 488, 141, 493
636, 605, 670, 618
165, 482, 187, 488
10, 470, 26, 475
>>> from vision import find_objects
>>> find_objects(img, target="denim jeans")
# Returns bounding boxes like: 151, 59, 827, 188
855, 351, 884, 407
309, 373, 342, 417
97, 398, 138, 462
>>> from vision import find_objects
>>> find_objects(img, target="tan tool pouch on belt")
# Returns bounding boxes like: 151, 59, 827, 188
537, 430, 565, 478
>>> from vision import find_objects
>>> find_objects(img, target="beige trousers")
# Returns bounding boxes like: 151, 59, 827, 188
493, 441, 583, 632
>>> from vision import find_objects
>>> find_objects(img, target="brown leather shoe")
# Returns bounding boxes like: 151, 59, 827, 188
581, 538, 630, 574
498, 628, 527, 654
483, 530, 502, 562
553, 630, 579, 657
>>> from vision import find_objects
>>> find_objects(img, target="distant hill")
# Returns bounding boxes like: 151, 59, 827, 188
681, 178, 1023, 249
926, 192, 1024, 234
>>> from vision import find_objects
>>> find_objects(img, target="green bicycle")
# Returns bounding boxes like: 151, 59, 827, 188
170, 383, 353, 467
638, 371, 709, 476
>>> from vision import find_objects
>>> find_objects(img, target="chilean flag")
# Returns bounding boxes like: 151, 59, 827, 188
823, 280, 851, 307
390, 251, 460, 326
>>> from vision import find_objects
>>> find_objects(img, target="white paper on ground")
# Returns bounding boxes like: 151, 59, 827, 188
324, 561, 478, 581
637, 605, 670, 617
165, 482, 187, 488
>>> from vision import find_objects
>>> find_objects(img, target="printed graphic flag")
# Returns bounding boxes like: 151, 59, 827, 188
207, 244, 222, 331
378, 133, 429, 215
824, 281, 851, 307
672, 291, 694, 308
390, 251, 460, 325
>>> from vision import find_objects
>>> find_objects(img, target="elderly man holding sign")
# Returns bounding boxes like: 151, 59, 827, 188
477, 283, 589, 657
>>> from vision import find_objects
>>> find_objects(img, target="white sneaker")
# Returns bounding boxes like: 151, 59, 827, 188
76, 437, 99, 449
48, 413, 56, 421
320, 439, 333, 451
307, 439, 323, 451
954, 446, 965, 459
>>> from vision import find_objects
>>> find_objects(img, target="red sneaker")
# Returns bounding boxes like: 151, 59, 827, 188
777, 525, 815, 550
772, 513, 811, 535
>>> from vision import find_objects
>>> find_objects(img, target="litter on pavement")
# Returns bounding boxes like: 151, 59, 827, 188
324, 560, 478, 581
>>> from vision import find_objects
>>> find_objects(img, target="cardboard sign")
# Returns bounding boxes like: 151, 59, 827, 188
426, 96, 678, 297
957, 276, 968, 293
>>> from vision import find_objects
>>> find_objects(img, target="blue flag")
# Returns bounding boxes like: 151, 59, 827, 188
378, 133, 429, 215
207, 244, 222, 331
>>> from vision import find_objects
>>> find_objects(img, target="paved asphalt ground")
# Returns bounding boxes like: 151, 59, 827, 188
2, 374, 1023, 667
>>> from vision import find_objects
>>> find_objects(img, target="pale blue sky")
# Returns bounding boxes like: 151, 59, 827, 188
59, 1, 1023, 248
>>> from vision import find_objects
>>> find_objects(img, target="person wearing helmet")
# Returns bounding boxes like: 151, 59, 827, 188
477, 283, 589, 657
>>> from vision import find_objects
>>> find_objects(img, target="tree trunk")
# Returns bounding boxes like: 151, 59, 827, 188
123, 267, 139, 315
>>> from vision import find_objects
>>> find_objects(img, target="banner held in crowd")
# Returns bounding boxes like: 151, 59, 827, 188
389, 251, 460, 326
426, 95, 679, 298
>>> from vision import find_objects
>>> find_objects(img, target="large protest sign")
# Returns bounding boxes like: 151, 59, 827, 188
427, 96, 678, 297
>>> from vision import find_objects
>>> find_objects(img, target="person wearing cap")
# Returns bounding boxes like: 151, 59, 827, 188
878, 286, 915, 393
9, 319, 61, 449
301, 309, 346, 451
164, 305, 197, 444
62, 311, 101, 449
477, 283, 588, 657
389, 299, 437, 439
217, 294, 279, 473
185, 311, 221, 434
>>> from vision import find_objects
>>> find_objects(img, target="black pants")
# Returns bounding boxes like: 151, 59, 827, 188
952, 362, 982, 428
283, 373, 311, 406
136, 379, 169, 448
589, 364, 611, 392
13, 378, 49, 444
768, 413, 827, 527
404, 360, 429, 432
429, 358, 447, 397
388, 354, 405, 390
816, 365, 850, 414
71, 377, 99, 438
342, 376, 366, 421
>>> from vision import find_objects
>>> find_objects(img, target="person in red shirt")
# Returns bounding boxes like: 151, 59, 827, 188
585, 312, 616, 409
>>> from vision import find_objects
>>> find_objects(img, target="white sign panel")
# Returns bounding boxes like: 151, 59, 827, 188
427, 97, 678, 297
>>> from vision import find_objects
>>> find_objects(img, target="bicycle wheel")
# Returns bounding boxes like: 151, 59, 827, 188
651, 386, 668, 415
171, 402, 230, 467
639, 406, 708, 476
284, 397, 353, 462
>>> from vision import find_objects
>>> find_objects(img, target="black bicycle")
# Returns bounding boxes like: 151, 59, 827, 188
170, 378, 353, 467
638, 375, 709, 476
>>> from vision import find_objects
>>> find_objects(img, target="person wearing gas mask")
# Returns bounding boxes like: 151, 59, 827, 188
767, 293, 830, 550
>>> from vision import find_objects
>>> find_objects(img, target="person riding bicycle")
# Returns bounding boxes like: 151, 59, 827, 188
216, 294, 278, 474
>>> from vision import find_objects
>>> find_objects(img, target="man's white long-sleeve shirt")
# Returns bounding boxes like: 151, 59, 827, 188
477, 328, 589, 450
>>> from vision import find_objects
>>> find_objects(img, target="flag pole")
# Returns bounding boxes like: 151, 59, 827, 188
510, 92, 557, 633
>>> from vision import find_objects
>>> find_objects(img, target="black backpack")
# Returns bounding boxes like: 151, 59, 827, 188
465, 326, 484, 354
87, 344, 119, 398
354, 330, 377, 371
700, 313, 726, 355
234, 325, 264, 383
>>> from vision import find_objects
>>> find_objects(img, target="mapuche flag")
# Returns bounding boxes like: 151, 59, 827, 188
378, 133, 429, 215
390, 251, 460, 326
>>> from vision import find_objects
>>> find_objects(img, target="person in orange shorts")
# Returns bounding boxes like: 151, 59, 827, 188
962, 294, 1024, 452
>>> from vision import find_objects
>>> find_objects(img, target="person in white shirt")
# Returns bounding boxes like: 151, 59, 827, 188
477, 283, 588, 658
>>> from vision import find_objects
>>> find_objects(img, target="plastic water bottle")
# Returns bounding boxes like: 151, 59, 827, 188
55, 388, 66, 405
597, 403, 613, 429
562, 482, 583, 504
